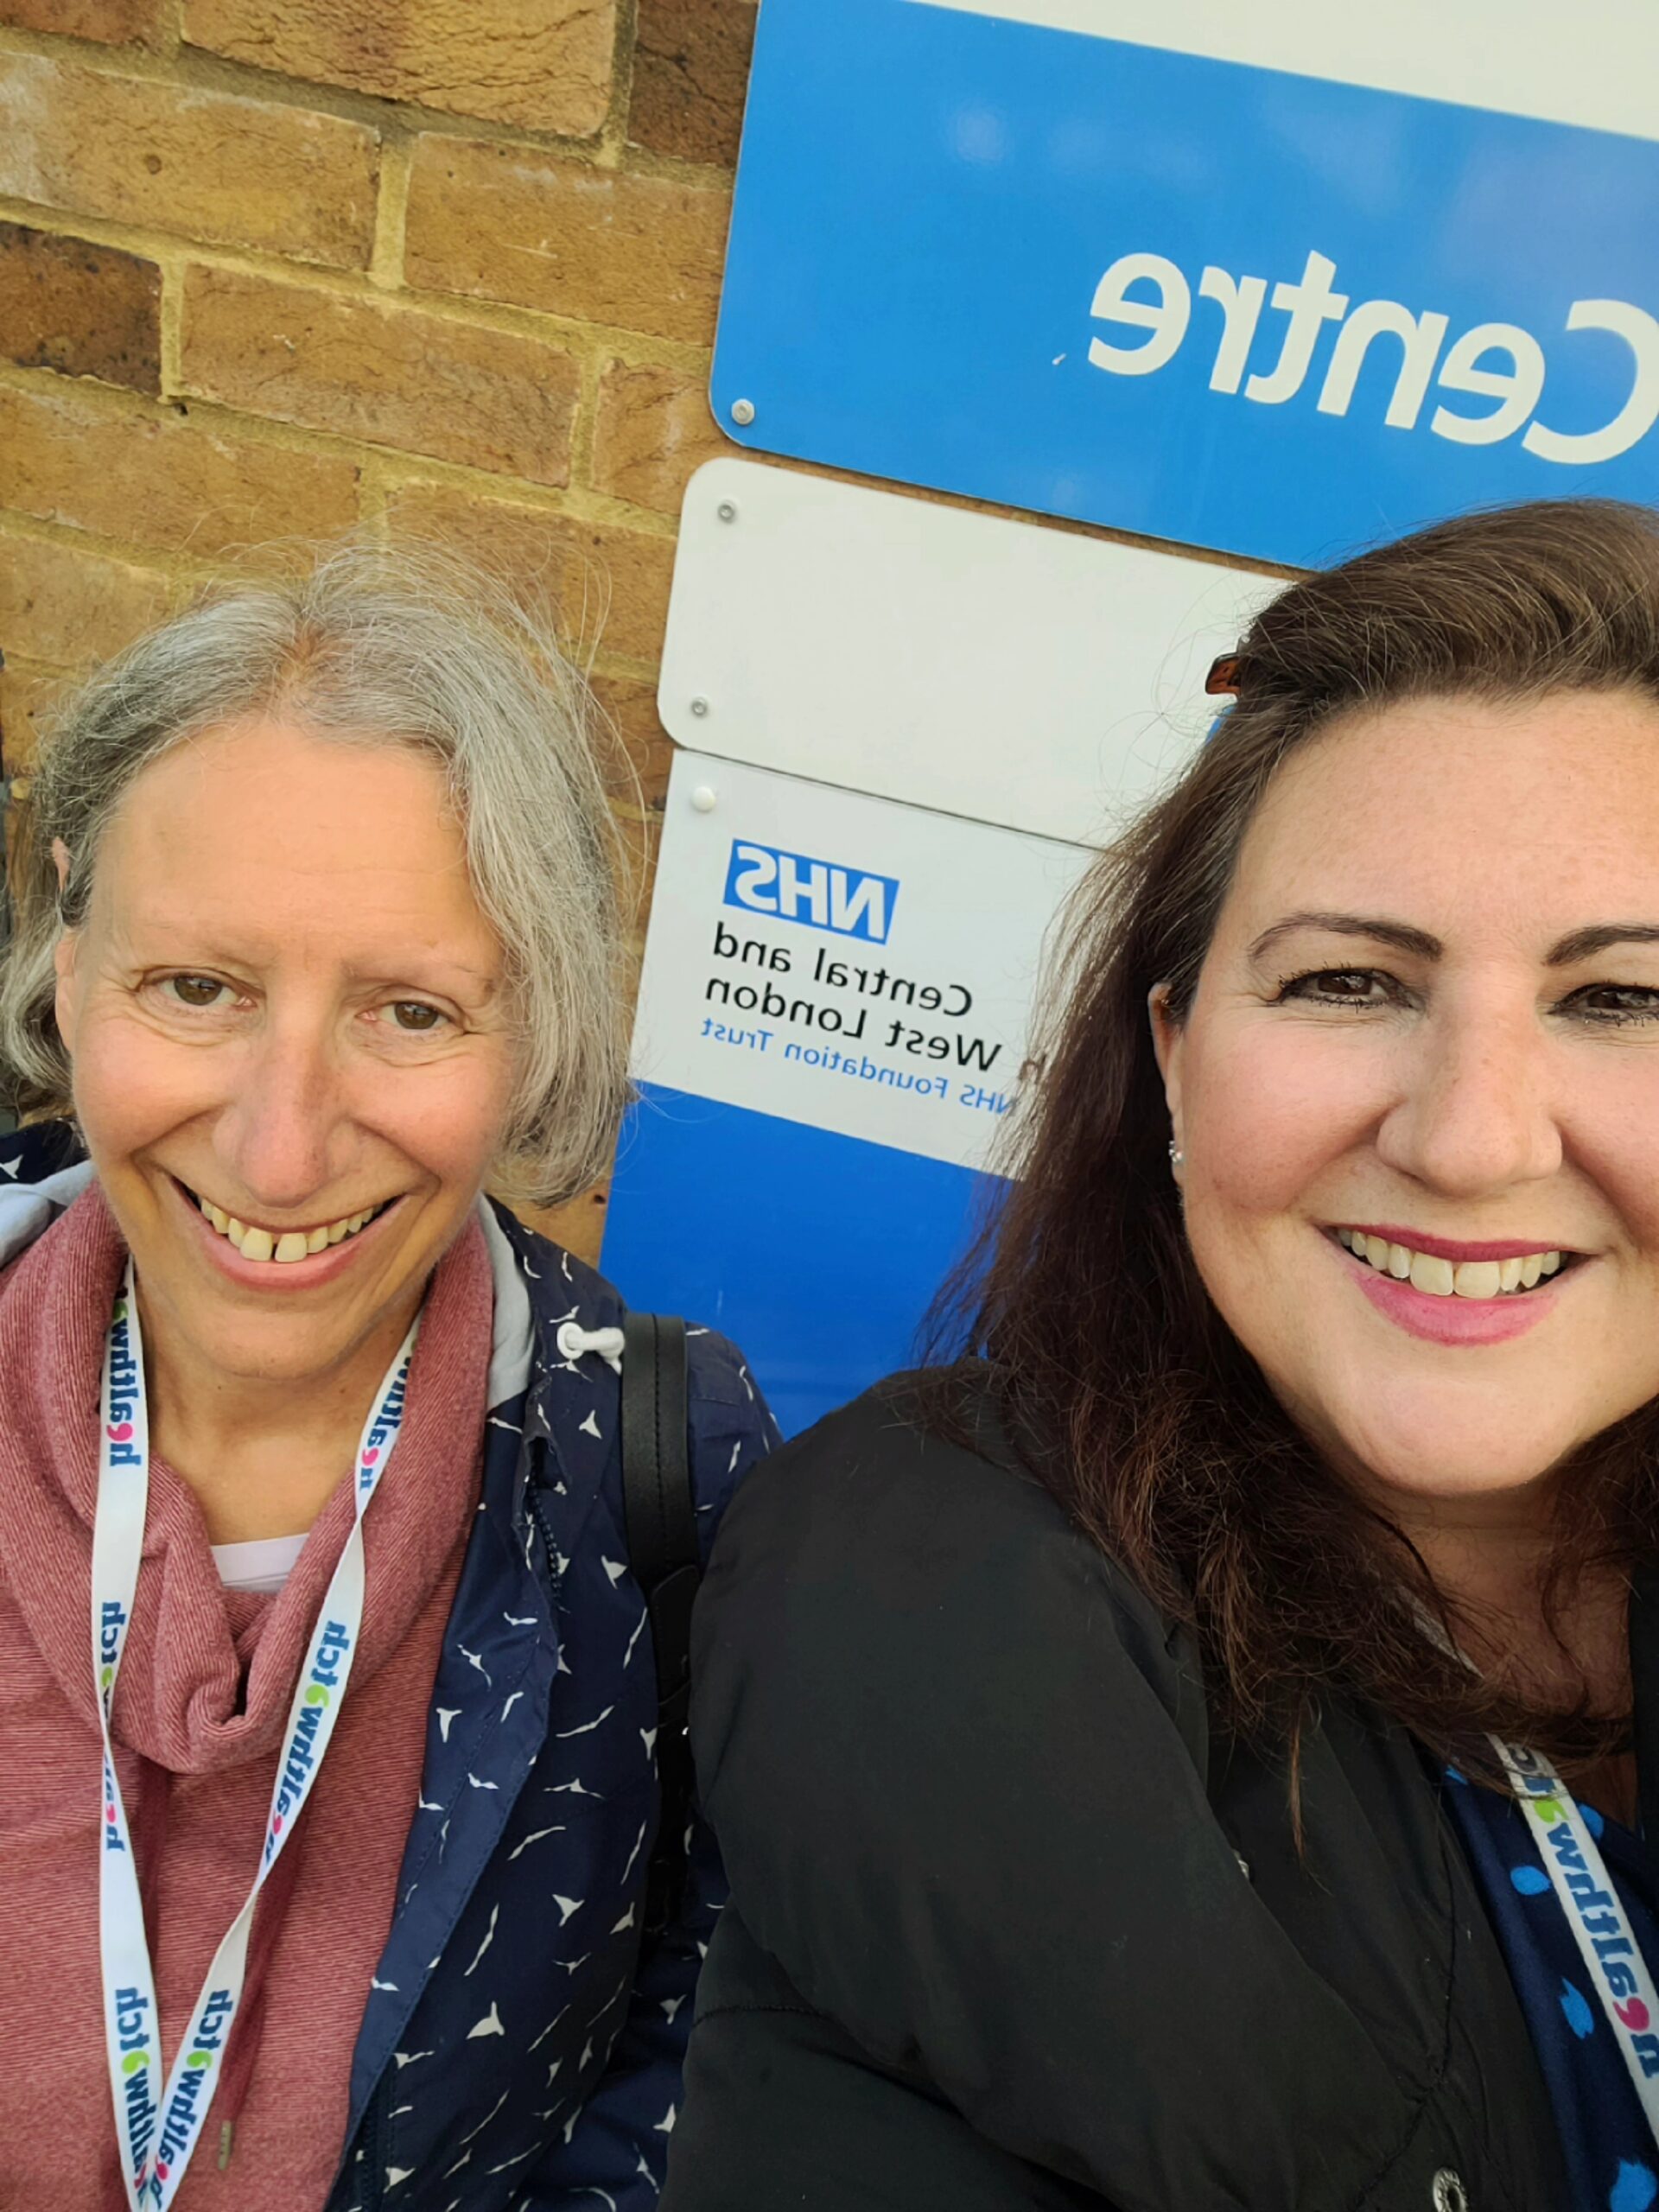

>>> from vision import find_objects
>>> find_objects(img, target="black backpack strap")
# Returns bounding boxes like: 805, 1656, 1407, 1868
620, 1310, 700, 1935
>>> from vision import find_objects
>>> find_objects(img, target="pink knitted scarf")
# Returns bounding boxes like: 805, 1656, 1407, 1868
0, 1185, 492, 2208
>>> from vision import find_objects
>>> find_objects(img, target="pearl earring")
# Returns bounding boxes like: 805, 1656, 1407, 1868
1168, 1141, 1185, 1173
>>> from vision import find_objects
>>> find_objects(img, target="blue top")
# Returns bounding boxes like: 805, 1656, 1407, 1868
1447, 1770, 1659, 2212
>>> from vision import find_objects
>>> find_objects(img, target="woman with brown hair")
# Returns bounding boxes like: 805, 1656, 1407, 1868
663, 500, 1659, 2212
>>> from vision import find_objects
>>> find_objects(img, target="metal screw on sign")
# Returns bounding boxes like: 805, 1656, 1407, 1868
716, 500, 738, 522
690, 697, 710, 718
691, 785, 717, 813
730, 398, 756, 427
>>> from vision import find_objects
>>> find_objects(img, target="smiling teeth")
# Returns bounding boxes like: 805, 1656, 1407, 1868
198, 1194, 381, 1262
1336, 1228, 1562, 1299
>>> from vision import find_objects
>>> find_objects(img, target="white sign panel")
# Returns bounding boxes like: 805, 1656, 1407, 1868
658, 460, 1274, 846
630, 750, 1091, 1173
911, 0, 1659, 140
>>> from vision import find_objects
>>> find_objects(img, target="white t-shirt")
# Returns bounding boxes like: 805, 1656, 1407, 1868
210, 1532, 308, 1596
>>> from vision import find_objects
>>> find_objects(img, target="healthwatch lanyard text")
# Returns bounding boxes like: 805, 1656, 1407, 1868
92, 1260, 418, 2209
1493, 1738, 1659, 2139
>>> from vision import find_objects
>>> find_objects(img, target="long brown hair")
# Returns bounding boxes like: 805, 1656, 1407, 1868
938, 499, 1659, 1777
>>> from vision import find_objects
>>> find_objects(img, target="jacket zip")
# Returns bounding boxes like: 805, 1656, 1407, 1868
358, 2072, 391, 2212
529, 1478, 562, 1596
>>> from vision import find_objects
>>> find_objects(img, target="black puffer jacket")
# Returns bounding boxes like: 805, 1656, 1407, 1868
663, 1375, 1579, 2212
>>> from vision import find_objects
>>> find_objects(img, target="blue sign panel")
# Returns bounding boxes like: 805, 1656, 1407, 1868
606, 1084, 996, 1440
712, 0, 1659, 569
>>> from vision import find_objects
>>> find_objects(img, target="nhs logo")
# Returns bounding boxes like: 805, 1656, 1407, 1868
723, 840, 899, 943
714, 0, 1659, 569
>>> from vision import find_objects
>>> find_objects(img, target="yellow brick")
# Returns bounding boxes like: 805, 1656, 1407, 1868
0, 220, 162, 394
0, 53, 378, 270
181, 268, 580, 486
184, 0, 617, 137
0, 379, 362, 558
0, 652, 67, 778
0, 0, 162, 46
385, 480, 569, 599
406, 137, 729, 346
592, 358, 725, 518
620, 834, 662, 944
560, 520, 676, 668
0, 532, 171, 669
629, 0, 757, 168
591, 670, 672, 810
386, 481, 676, 666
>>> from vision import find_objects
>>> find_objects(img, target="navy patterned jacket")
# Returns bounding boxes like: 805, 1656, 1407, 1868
0, 1122, 780, 2212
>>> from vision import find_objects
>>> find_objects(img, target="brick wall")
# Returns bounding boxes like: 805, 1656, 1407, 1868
0, 0, 758, 1255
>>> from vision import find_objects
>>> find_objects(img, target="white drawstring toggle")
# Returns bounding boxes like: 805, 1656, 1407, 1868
556, 1320, 625, 1372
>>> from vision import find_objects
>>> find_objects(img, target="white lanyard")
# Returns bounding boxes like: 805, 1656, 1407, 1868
92, 1261, 418, 2209
1492, 1736, 1659, 2138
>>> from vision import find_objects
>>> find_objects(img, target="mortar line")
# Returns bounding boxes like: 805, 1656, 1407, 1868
368, 132, 413, 291
156, 245, 185, 397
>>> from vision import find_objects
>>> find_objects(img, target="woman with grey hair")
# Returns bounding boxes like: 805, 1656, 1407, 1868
0, 546, 777, 2212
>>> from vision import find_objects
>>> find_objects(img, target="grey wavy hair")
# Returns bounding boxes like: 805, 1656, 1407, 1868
0, 543, 634, 1206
